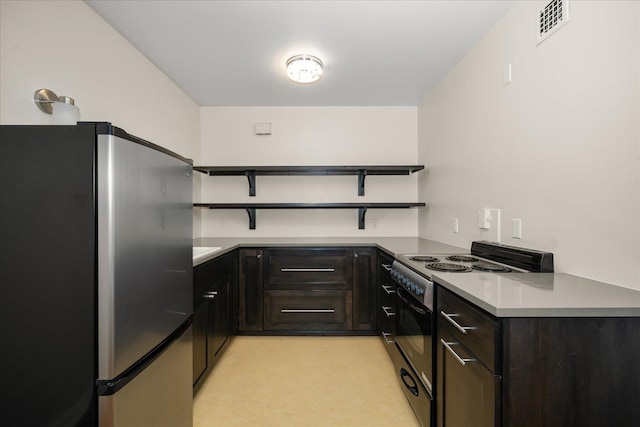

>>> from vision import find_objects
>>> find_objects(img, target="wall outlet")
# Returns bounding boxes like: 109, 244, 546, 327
452, 218, 459, 233
371, 217, 378, 229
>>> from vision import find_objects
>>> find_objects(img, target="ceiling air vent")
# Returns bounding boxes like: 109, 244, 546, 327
537, 0, 570, 45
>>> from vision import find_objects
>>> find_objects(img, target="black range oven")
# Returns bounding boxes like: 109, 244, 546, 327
390, 261, 434, 427
390, 241, 555, 427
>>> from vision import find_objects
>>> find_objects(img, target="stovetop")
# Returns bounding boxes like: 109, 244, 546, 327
400, 241, 554, 278
390, 241, 554, 305
399, 253, 523, 277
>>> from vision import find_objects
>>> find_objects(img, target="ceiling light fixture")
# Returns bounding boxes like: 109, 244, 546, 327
286, 54, 323, 84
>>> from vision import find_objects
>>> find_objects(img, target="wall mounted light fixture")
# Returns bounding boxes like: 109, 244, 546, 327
34, 88, 79, 124
286, 54, 323, 84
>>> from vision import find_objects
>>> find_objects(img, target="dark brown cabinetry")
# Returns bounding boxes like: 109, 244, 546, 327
352, 247, 377, 331
377, 251, 397, 357
238, 246, 377, 334
264, 290, 353, 331
238, 249, 264, 332
436, 285, 640, 427
263, 248, 353, 332
193, 253, 235, 390
436, 287, 500, 427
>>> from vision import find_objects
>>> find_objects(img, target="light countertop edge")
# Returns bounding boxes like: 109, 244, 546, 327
193, 236, 468, 266
193, 237, 640, 317
433, 272, 640, 318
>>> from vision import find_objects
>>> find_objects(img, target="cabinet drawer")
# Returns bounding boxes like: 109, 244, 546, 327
266, 248, 352, 289
379, 282, 396, 308
264, 290, 352, 331
194, 255, 229, 296
378, 252, 394, 279
437, 287, 500, 372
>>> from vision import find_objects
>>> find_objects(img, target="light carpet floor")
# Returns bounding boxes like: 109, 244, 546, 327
193, 336, 420, 427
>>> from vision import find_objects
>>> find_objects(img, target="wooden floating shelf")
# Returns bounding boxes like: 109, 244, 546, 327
193, 165, 425, 196
194, 202, 426, 230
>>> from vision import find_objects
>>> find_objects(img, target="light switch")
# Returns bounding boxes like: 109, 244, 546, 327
512, 219, 522, 239
452, 218, 459, 233
478, 209, 491, 229
502, 63, 512, 86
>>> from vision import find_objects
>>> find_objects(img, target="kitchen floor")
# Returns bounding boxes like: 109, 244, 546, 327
193, 336, 420, 427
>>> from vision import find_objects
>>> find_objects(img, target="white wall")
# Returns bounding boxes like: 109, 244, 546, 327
199, 107, 420, 237
418, 1, 640, 289
1, 0, 202, 236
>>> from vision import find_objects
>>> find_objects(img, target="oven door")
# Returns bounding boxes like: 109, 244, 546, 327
396, 287, 433, 394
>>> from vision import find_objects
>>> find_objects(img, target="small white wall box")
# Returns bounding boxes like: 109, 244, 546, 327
479, 208, 492, 229
255, 122, 272, 135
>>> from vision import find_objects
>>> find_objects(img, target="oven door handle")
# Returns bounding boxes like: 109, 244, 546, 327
400, 368, 420, 397
397, 288, 427, 315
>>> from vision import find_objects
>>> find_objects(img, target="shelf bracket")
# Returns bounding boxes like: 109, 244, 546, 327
358, 207, 367, 229
245, 170, 257, 197
246, 208, 256, 229
357, 170, 367, 196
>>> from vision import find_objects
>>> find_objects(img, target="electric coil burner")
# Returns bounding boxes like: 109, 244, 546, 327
445, 255, 478, 262
409, 255, 440, 262
471, 263, 512, 272
425, 263, 472, 273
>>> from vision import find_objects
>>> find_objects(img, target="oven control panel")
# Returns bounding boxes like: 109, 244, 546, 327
391, 261, 434, 310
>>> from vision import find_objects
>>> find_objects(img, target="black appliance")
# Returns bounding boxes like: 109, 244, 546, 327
0, 124, 194, 426
389, 241, 554, 427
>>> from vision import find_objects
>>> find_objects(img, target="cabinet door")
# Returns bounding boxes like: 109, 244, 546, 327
264, 290, 352, 331
266, 248, 352, 289
352, 248, 377, 331
228, 251, 239, 337
192, 297, 207, 385
437, 328, 500, 427
194, 254, 231, 389
208, 269, 229, 359
239, 249, 264, 331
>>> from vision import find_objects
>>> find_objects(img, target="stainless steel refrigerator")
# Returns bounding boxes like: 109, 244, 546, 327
0, 123, 194, 426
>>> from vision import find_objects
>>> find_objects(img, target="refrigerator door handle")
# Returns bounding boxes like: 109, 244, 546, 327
96, 317, 192, 396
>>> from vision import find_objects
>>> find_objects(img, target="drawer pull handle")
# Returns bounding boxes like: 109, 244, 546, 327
381, 332, 394, 345
440, 311, 474, 334
381, 264, 392, 272
281, 309, 335, 313
203, 291, 217, 299
381, 285, 396, 294
382, 306, 396, 317
280, 268, 335, 272
441, 339, 476, 366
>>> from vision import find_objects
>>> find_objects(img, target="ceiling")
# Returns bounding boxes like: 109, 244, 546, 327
86, 0, 514, 107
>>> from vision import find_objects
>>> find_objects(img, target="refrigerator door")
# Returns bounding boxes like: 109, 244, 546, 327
97, 132, 193, 380
0, 125, 98, 427
99, 325, 193, 427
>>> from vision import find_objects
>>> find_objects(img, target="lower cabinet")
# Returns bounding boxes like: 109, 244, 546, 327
376, 251, 396, 358
436, 328, 499, 427
436, 285, 640, 427
238, 248, 264, 332
238, 246, 377, 334
352, 247, 377, 331
264, 290, 352, 331
193, 252, 235, 390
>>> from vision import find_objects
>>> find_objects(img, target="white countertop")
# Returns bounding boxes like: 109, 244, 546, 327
434, 272, 640, 317
193, 236, 640, 317
193, 236, 467, 266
